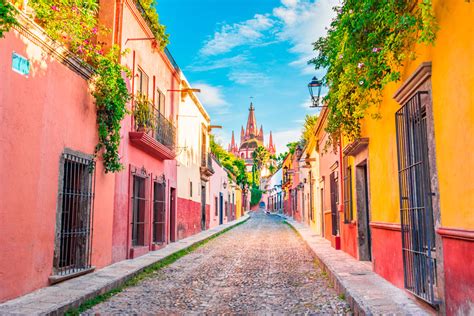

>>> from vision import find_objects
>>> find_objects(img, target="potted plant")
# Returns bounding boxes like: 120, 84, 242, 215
133, 93, 154, 132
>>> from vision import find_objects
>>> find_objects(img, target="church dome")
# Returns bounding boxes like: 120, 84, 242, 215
240, 138, 261, 150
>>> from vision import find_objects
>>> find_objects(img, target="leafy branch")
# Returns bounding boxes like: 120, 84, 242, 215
310, 0, 438, 145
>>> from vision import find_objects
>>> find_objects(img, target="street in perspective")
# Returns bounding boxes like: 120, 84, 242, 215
0, 0, 472, 315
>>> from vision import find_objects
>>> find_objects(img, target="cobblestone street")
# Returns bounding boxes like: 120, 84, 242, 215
88, 212, 350, 314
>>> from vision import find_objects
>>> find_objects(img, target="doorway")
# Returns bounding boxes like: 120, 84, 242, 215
169, 187, 176, 242
356, 162, 372, 261
219, 193, 224, 225
201, 184, 206, 230
329, 171, 339, 236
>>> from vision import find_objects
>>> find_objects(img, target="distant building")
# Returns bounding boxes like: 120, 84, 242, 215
228, 102, 276, 171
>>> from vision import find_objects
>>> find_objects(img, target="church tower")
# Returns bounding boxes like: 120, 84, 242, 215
228, 102, 276, 170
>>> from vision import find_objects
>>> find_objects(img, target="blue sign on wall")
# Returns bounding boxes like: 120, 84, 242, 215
12, 52, 30, 76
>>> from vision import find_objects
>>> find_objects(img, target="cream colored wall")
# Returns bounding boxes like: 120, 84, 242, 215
176, 91, 209, 203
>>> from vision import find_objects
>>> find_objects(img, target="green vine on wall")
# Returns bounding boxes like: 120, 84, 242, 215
92, 47, 130, 173
2, 0, 167, 172
310, 0, 438, 145
0, 0, 17, 38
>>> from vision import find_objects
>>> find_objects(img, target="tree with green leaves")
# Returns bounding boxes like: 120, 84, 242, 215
210, 135, 249, 189
310, 0, 437, 144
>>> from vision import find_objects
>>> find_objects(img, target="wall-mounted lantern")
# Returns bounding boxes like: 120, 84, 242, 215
308, 76, 323, 108
222, 179, 228, 190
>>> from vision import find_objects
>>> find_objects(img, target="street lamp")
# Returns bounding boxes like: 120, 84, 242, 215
308, 76, 323, 108
222, 179, 228, 190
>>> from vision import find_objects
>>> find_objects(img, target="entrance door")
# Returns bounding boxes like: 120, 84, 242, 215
395, 91, 437, 305
169, 188, 176, 242
356, 163, 372, 261
201, 184, 206, 230
219, 193, 224, 225
329, 172, 339, 236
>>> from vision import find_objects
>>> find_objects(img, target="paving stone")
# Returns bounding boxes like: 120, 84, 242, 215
87, 212, 350, 315
281, 215, 431, 315
0, 215, 249, 315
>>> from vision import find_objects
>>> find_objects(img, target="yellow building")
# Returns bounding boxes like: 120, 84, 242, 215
342, 1, 473, 314
235, 186, 243, 220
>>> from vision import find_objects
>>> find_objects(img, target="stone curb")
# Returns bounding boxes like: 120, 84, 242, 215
278, 214, 431, 316
0, 215, 250, 316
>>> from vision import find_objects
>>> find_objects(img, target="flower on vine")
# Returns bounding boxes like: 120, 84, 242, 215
71, 6, 78, 12
96, 49, 104, 55
338, 54, 343, 59
357, 62, 364, 69
51, 5, 59, 11
359, 80, 364, 86
91, 27, 98, 34
372, 47, 381, 53
349, 9, 353, 14
77, 45, 84, 54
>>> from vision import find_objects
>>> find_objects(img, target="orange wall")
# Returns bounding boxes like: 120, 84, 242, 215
0, 28, 114, 302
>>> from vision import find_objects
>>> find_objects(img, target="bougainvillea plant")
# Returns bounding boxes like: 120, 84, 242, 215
0, 0, 17, 37
28, 0, 131, 172
310, 0, 438, 145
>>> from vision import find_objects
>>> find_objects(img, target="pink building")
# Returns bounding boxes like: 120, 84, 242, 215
99, 0, 180, 260
0, 12, 115, 302
209, 156, 230, 228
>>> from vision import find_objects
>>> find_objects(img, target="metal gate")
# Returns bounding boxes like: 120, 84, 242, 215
330, 171, 339, 236
153, 179, 166, 243
395, 91, 438, 306
54, 153, 95, 276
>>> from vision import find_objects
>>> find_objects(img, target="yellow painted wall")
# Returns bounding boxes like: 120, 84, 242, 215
361, 0, 474, 229
235, 187, 242, 219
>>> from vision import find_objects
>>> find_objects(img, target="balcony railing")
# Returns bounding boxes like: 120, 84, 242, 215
133, 100, 176, 152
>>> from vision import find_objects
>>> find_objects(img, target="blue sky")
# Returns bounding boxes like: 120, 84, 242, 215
157, 0, 337, 153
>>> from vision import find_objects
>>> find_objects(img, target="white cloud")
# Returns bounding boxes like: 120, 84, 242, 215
274, 0, 338, 74
198, 0, 337, 75
192, 83, 228, 108
200, 14, 275, 56
227, 70, 271, 86
187, 55, 249, 72
272, 129, 302, 154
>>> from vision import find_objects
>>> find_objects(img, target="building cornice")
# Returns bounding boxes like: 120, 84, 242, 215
12, 9, 94, 80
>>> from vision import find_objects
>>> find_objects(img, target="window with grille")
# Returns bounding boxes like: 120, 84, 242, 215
343, 159, 353, 223
395, 91, 438, 305
189, 181, 193, 198
54, 153, 95, 276
153, 181, 166, 243
131, 175, 147, 246
215, 197, 218, 216
137, 67, 149, 96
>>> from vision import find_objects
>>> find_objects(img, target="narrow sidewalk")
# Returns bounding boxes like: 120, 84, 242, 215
280, 215, 431, 315
0, 215, 249, 315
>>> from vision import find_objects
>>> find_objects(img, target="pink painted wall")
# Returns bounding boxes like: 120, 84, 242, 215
318, 129, 341, 243
0, 29, 114, 302
108, 0, 179, 262
176, 198, 202, 240
209, 156, 229, 228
